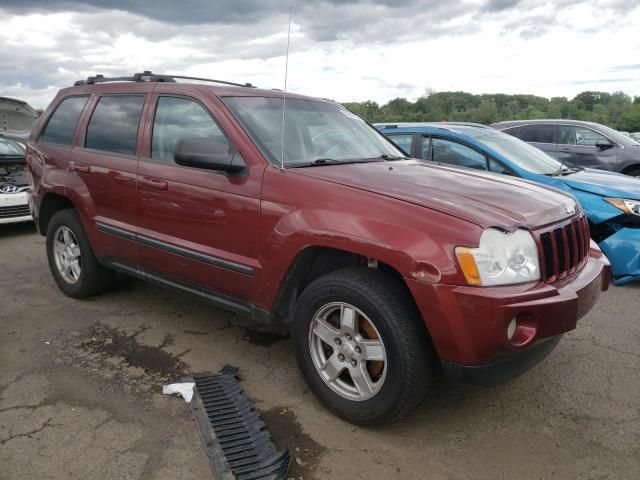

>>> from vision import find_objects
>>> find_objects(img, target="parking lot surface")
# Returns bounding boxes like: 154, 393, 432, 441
1, 222, 639, 479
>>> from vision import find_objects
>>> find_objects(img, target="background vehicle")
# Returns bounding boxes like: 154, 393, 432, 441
491, 119, 640, 177
377, 122, 639, 285
630, 132, 640, 142
27, 73, 609, 425
0, 137, 32, 224
1, 96, 38, 141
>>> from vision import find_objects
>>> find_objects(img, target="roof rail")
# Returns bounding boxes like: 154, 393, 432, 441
73, 70, 255, 88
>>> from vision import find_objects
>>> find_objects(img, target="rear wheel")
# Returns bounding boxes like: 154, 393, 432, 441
292, 267, 435, 426
46, 209, 115, 298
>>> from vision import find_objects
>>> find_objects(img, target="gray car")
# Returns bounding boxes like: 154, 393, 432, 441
491, 119, 640, 177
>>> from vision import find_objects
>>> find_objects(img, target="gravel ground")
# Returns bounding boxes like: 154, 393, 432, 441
1, 222, 638, 480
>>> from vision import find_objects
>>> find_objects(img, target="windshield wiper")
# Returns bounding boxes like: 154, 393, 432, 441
379, 154, 406, 161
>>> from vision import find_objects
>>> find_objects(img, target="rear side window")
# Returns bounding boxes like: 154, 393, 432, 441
39, 96, 88, 146
387, 134, 413, 155
152, 96, 227, 162
519, 125, 554, 144
85, 95, 145, 155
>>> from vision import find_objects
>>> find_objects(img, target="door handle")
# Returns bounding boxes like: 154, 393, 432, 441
69, 161, 91, 173
559, 149, 572, 153
141, 177, 168, 191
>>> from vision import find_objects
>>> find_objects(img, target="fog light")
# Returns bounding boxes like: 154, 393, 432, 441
507, 318, 517, 341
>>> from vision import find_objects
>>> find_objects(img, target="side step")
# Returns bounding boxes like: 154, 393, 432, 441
187, 366, 291, 480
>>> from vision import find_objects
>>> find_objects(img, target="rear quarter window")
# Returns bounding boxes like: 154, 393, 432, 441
39, 96, 88, 146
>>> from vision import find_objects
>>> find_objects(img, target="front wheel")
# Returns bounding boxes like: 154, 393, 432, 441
292, 267, 435, 426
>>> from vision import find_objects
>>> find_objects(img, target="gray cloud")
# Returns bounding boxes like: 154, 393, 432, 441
1, 0, 639, 107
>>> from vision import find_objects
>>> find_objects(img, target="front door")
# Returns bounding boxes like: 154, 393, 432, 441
556, 124, 619, 170
136, 93, 263, 301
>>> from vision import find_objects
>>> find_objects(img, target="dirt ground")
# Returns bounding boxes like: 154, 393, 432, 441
1, 222, 638, 480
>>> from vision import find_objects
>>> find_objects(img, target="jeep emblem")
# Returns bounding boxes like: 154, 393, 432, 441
565, 204, 576, 215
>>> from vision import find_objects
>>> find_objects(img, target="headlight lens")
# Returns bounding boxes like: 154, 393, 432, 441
455, 228, 541, 286
605, 198, 640, 216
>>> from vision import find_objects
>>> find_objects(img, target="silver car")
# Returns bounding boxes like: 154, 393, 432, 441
1, 97, 37, 224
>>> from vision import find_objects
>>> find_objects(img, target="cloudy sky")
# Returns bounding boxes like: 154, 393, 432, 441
0, 0, 639, 108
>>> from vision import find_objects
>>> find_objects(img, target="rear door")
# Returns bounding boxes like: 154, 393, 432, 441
135, 90, 263, 301
70, 86, 150, 265
556, 124, 619, 170
517, 124, 557, 157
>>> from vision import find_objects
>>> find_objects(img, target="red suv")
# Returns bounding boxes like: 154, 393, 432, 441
27, 72, 610, 425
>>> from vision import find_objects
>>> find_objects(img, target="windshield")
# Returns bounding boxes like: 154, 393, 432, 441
222, 97, 403, 167
598, 124, 640, 146
0, 138, 26, 157
478, 132, 568, 175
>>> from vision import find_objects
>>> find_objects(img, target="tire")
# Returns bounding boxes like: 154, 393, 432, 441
46, 209, 115, 298
292, 267, 435, 426
625, 167, 640, 177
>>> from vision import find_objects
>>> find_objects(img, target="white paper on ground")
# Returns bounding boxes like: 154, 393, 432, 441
162, 382, 195, 402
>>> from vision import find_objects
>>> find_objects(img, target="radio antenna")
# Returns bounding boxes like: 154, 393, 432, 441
280, 8, 292, 171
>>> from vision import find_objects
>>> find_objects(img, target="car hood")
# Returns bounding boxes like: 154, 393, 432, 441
560, 169, 640, 200
0, 97, 38, 140
296, 160, 576, 229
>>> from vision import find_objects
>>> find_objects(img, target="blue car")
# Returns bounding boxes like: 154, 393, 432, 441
375, 122, 640, 285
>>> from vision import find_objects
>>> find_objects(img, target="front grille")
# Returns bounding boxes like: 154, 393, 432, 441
538, 215, 590, 282
0, 204, 31, 219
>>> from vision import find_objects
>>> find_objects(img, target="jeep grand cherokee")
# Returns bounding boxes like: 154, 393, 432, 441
27, 72, 610, 425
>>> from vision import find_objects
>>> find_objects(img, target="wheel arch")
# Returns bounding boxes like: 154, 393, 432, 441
38, 192, 77, 235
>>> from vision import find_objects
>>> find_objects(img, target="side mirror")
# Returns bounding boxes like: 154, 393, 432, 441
174, 137, 246, 173
595, 139, 614, 150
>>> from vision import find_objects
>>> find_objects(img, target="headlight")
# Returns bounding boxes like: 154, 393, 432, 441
455, 228, 541, 286
604, 198, 640, 216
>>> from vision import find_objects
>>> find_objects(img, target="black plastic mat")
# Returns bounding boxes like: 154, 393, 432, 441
188, 366, 291, 480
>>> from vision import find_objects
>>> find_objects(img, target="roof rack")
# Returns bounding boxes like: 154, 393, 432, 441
74, 71, 255, 88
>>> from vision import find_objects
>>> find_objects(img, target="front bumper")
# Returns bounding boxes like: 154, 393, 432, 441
442, 336, 562, 385
597, 227, 640, 285
0, 191, 32, 225
406, 246, 610, 384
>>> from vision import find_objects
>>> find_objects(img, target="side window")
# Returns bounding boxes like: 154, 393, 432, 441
519, 125, 554, 144
502, 126, 521, 139
488, 158, 514, 175
431, 138, 488, 170
39, 96, 88, 146
387, 134, 412, 155
85, 95, 145, 155
558, 125, 576, 145
575, 127, 608, 147
152, 97, 227, 162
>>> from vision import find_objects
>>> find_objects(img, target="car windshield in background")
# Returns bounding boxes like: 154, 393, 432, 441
0, 137, 26, 157
222, 97, 402, 167
479, 133, 568, 175
599, 124, 640, 146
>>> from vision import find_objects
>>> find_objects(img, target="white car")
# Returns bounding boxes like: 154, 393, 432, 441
1, 96, 37, 225
0, 137, 31, 224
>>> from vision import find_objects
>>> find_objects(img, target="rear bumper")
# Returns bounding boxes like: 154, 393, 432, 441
0, 192, 32, 225
597, 227, 640, 285
407, 245, 610, 381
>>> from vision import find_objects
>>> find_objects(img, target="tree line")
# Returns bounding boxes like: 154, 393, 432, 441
343, 90, 640, 132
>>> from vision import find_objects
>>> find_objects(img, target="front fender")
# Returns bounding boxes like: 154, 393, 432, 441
254, 169, 481, 309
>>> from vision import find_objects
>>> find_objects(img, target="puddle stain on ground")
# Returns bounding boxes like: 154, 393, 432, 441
82, 323, 189, 380
260, 407, 327, 479
242, 329, 290, 347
